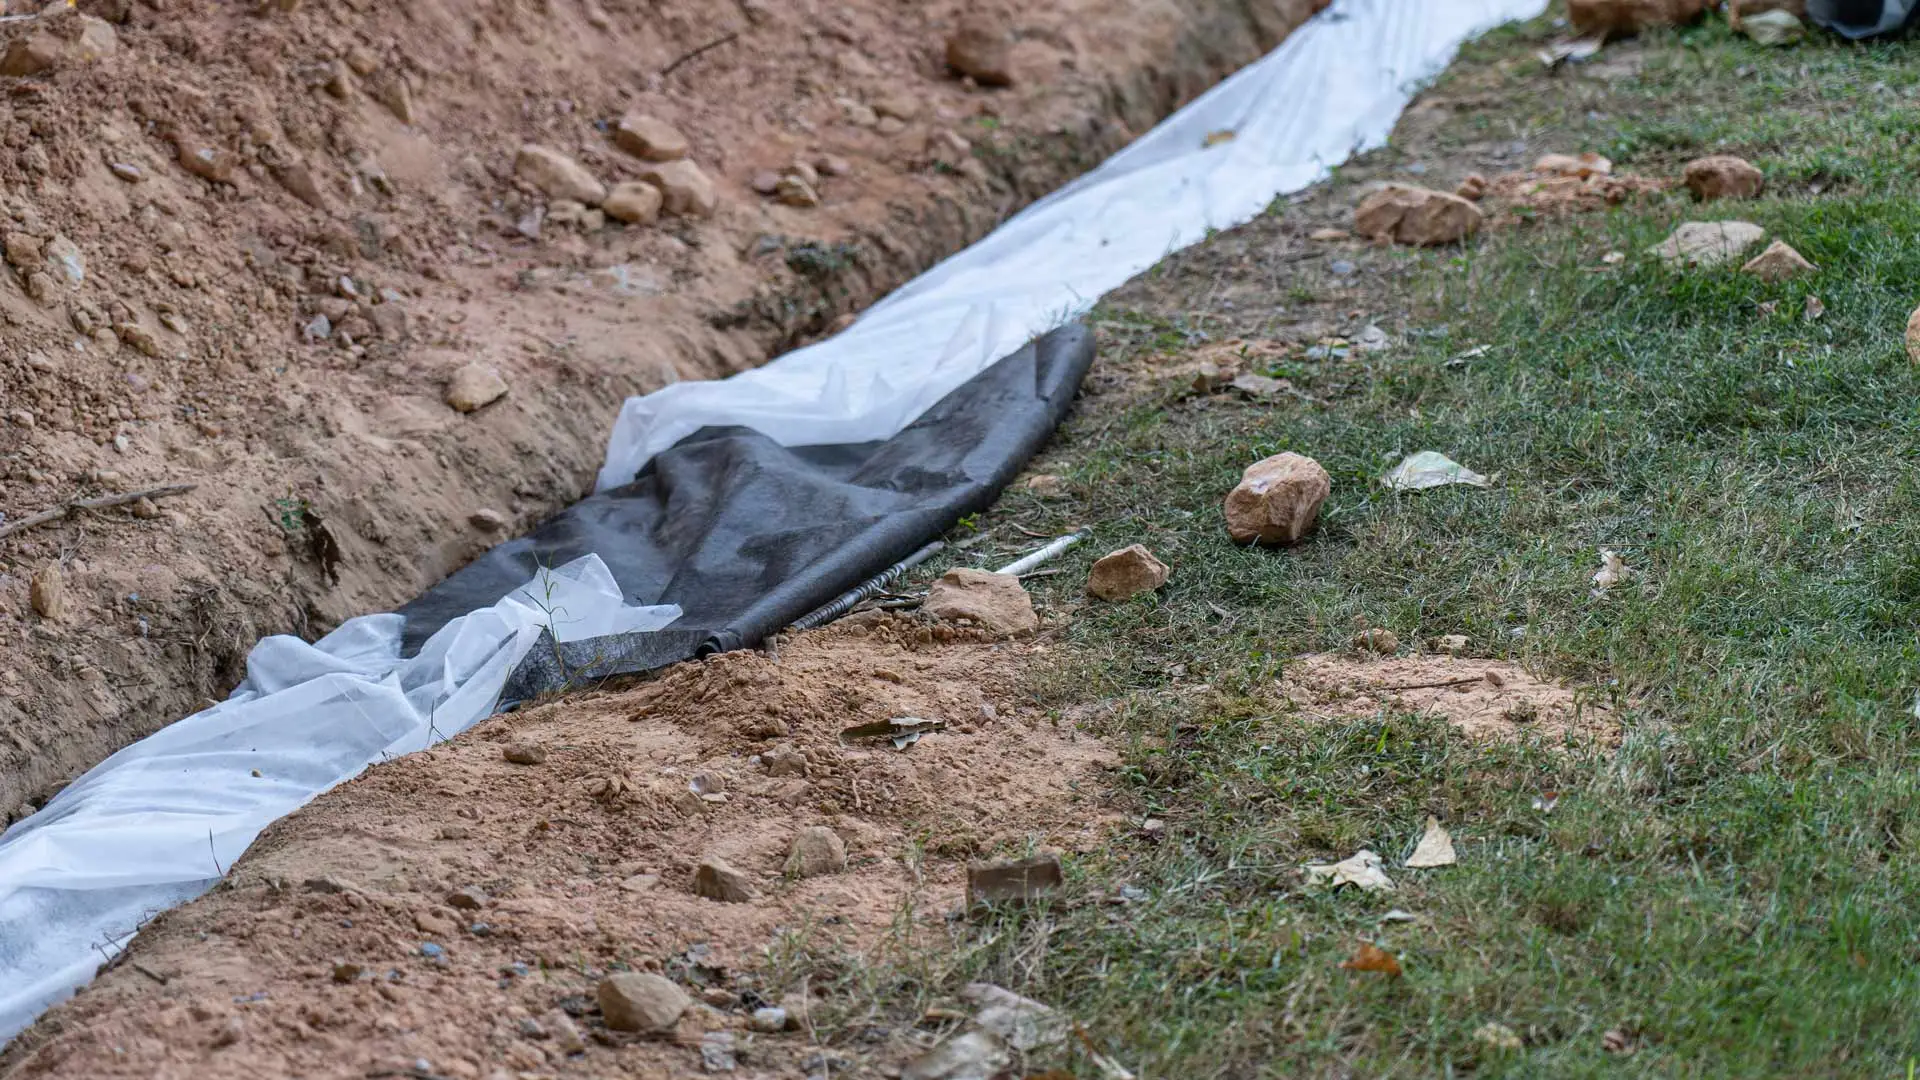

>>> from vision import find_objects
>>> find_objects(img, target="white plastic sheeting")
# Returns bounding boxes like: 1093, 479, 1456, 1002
599, 0, 1548, 491
0, 0, 1545, 1042
0, 559, 678, 1039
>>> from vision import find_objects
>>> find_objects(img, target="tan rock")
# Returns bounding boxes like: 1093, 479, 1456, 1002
1456, 173, 1488, 200
784, 826, 847, 878
4, 233, 43, 272
1568, 0, 1711, 37
501, 741, 546, 765
116, 323, 162, 358
945, 18, 1012, 86
374, 76, 416, 125
514, 144, 606, 206
271, 162, 328, 209
1353, 184, 1482, 246
693, 855, 756, 902
176, 138, 236, 184
603, 181, 663, 225
74, 15, 118, 61
1906, 303, 1920, 364
638, 159, 717, 217
921, 568, 1038, 636
1351, 628, 1399, 654
1223, 452, 1331, 546
1740, 240, 1815, 282
29, 564, 65, 620
1533, 152, 1611, 178
1085, 544, 1170, 601
612, 113, 689, 162
1683, 155, 1764, 201
1649, 221, 1765, 268
445, 363, 508, 412
873, 94, 921, 121
0, 34, 64, 77
598, 973, 689, 1033
775, 174, 820, 207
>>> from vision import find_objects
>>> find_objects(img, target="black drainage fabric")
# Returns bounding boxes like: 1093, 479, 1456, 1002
396, 323, 1094, 696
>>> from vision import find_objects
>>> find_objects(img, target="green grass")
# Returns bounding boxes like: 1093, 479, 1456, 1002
785, 10, 1920, 1078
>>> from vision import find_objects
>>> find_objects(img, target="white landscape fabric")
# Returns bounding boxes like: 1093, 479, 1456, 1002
0, 0, 1545, 1042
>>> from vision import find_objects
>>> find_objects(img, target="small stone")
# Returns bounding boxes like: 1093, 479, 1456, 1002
323, 61, 354, 99
116, 323, 161, 358
109, 162, 144, 183
412, 908, 456, 937
4, 233, 42, 272
1352, 628, 1400, 654
514, 144, 606, 206
945, 18, 1013, 86
842, 101, 879, 127
345, 46, 380, 76
1223, 452, 1332, 546
921, 568, 1038, 636
1354, 184, 1482, 246
469, 508, 507, 532
176, 138, 236, 184
775, 174, 820, 207
1085, 544, 1170, 601
445, 886, 487, 910
701, 1031, 738, 1073
603, 181, 663, 225
1433, 634, 1470, 655
545, 1009, 585, 1053
1740, 239, 1815, 282
612, 113, 690, 162
1455, 173, 1488, 200
638, 159, 717, 217
131, 497, 160, 520
902, 1031, 1011, 1080
692, 855, 756, 902
749, 1007, 789, 1033
8, 409, 33, 429
302, 314, 332, 343
374, 76, 416, 125
764, 745, 807, 777
29, 564, 65, 621
817, 154, 852, 177
331, 961, 363, 983
273, 162, 329, 209
784, 825, 847, 878
873, 95, 921, 122
597, 972, 690, 1033
750, 170, 782, 195
1683, 155, 1764, 201
502, 741, 547, 765
1024, 474, 1066, 498
0, 34, 63, 77
446, 363, 508, 412
966, 852, 1063, 908
367, 302, 408, 340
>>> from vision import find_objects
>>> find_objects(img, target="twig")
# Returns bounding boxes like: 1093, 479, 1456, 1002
1377, 676, 1485, 692
661, 30, 739, 77
0, 483, 196, 540
1016, 568, 1064, 580
208, 829, 225, 877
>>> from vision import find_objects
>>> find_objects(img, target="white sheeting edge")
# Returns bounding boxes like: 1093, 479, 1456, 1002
598, 0, 1548, 491
0, 0, 1545, 1042
0, 558, 679, 1038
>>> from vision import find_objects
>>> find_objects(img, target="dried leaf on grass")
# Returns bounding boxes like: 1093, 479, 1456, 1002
1339, 941, 1403, 977
1475, 1022, 1524, 1050
1404, 815, 1457, 868
1804, 294, 1825, 321
1383, 451, 1491, 491
1304, 849, 1394, 892
1590, 548, 1627, 596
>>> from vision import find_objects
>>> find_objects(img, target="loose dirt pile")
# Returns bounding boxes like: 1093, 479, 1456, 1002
0, 616, 1118, 1079
1284, 652, 1617, 742
0, 0, 1330, 820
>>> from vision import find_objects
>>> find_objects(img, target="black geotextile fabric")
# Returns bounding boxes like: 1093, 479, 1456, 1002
395, 323, 1095, 698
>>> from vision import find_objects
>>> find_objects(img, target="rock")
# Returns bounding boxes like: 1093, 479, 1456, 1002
701, 1031, 737, 1072
921, 568, 1038, 636
4, 233, 42, 272
374, 77, 416, 125
750, 170, 782, 195
784, 826, 847, 878
1740, 240, 1815, 282
902, 1030, 1011, 1080
1683, 155, 1764, 201
367, 302, 409, 340
29, 564, 65, 620
74, 15, 118, 61
345, 46, 380, 76
514, 145, 606, 206
1351, 628, 1399, 654
1739, 7, 1806, 43
613, 113, 689, 162
501, 741, 547, 765
597, 972, 690, 1033
445, 886, 488, 910
446, 363, 508, 412
469, 508, 507, 532
0, 34, 63, 77
638, 159, 717, 217
945, 18, 1013, 86
775, 174, 820, 207
817, 154, 852, 177
1908, 304, 1920, 364
693, 855, 755, 902
966, 853, 1063, 908
749, 1007, 788, 1033
764, 745, 807, 777
1455, 174, 1488, 200
117, 323, 161, 358
1223, 452, 1332, 546
331, 961, 363, 983
176, 138, 236, 184
1649, 221, 1766, 268
1354, 184, 1482, 246
1082, 544, 1169, 601
1534, 152, 1610, 178
873, 95, 921, 121
544, 1010, 585, 1054
1024, 474, 1066, 498
1433, 633, 1471, 655
302, 314, 332, 343
959, 983, 1069, 1052
272, 162, 329, 209
1568, 0, 1711, 37
412, 908, 456, 937
1308, 227, 1351, 241
603, 181, 663, 225
107, 161, 142, 183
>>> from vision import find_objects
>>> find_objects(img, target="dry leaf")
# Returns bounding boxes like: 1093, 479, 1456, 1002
1475, 1022, 1523, 1050
1405, 815, 1457, 868
1304, 849, 1395, 892
1532, 791, 1561, 812
1590, 548, 1627, 596
1229, 372, 1292, 398
1804, 294, 1825, 321
1339, 941, 1402, 977
1382, 451, 1491, 491
1602, 1027, 1637, 1055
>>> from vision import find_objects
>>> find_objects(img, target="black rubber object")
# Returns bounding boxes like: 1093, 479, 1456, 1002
396, 323, 1095, 696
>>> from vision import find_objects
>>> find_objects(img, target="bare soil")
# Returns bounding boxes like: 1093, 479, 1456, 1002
0, 0, 1329, 819
1285, 653, 1618, 742
0, 615, 1120, 1079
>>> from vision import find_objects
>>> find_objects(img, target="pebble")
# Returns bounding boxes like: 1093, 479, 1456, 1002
775, 175, 820, 207
945, 18, 1013, 86
692, 854, 756, 902
603, 181, 664, 225
750, 1007, 789, 1033
514, 144, 607, 206
613, 112, 690, 162
29, 564, 65, 620
502, 741, 547, 765
303, 314, 332, 342
544, 1009, 585, 1053
701, 1031, 738, 1073
750, 170, 782, 196
444, 886, 488, 910
469, 508, 507, 532
597, 972, 690, 1033
445, 363, 508, 412
784, 825, 847, 878
1352, 628, 1400, 654
638, 159, 717, 217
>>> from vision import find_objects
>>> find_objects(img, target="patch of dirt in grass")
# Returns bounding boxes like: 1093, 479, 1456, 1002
0, 616, 1118, 1079
1284, 653, 1617, 743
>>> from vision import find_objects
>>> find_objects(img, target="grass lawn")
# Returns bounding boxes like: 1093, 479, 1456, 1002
789, 8, 1920, 1077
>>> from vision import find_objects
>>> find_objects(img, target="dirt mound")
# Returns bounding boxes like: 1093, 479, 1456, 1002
1284, 653, 1617, 742
0, 0, 1331, 821
0, 616, 1118, 1078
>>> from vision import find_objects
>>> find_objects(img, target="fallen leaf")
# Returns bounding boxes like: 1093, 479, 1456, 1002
1380, 909, 1419, 924
1228, 371, 1293, 398
1602, 1027, 1637, 1055
1648, 221, 1765, 268
1532, 791, 1561, 813
1405, 815, 1457, 868
1304, 849, 1395, 892
1536, 34, 1603, 68
1355, 324, 1391, 352
1804, 294, 1825, 321
1590, 548, 1627, 596
1339, 941, 1402, 977
1475, 1022, 1523, 1050
1383, 451, 1491, 491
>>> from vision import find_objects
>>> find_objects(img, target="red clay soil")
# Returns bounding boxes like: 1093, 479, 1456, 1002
0, 0, 1329, 820
0, 615, 1122, 1079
